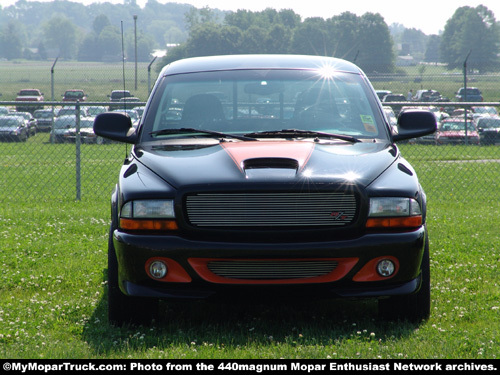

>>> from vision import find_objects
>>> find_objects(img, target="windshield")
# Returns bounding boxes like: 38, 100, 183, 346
54, 117, 76, 129
477, 118, 500, 128
0, 117, 22, 127
87, 107, 107, 116
65, 91, 84, 98
142, 69, 385, 141
19, 90, 40, 96
440, 121, 476, 131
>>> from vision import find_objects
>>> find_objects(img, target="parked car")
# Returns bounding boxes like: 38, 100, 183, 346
412, 89, 442, 102
401, 107, 449, 144
57, 106, 89, 117
33, 109, 56, 132
383, 106, 397, 127
475, 116, 500, 145
62, 89, 87, 102
86, 106, 108, 118
455, 87, 483, 102
382, 93, 407, 115
50, 115, 75, 143
375, 90, 392, 101
382, 93, 406, 102
7, 111, 37, 136
134, 106, 145, 118
471, 106, 498, 117
111, 109, 140, 127
436, 117, 480, 145
108, 90, 140, 110
63, 117, 102, 144
108, 89, 133, 101
0, 115, 28, 142
15, 88, 44, 113
94, 55, 437, 326
0, 106, 10, 115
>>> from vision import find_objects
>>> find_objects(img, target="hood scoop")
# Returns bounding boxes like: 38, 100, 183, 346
243, 157, 299, 179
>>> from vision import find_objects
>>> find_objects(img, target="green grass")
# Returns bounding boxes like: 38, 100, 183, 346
0, 61, 153, 102
2, 60, 500, 103
1, 137, 499, 359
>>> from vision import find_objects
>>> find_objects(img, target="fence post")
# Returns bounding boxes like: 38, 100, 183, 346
75, 101, 81, 201
463, 50, 471, 145
50, 57, 58, 144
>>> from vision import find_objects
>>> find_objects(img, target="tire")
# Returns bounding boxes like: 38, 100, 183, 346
107, 226, 159, 326
378, 232, 431, 323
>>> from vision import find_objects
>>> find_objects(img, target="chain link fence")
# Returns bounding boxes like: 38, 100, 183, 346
1, 60, 500, 204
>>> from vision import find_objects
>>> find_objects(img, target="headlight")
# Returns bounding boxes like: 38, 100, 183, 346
366, 197, 422, 229
120, 200, 178, 231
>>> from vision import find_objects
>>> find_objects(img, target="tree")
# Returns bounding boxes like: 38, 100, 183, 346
185, 23, 242, 57
43, 16, 77, 59
185, 6, 221, 32
329, 12, 361, 61
93, 14, 111, 36
424, 35, 441, 63
355, 13, 394, 73
98, 25, 121, 61
291, 18, 329, 55
0, 21, 24, 60
78, 32, 99, 61
126, 30, 155, 62
400, 28, 427, 58
440, 5, 499, 72
241, 26, 268, 54
264, 24, 291, 54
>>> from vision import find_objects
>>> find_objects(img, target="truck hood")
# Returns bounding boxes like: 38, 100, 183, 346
16, 96, 43, 101
134, 140, 398, 189
0, 126, 22, 132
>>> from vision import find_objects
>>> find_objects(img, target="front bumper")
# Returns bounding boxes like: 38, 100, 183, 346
113, 226, 426, 300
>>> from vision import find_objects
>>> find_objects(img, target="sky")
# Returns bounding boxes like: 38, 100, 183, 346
2, 0, 500, 35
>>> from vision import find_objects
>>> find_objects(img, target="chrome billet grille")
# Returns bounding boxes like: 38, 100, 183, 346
185, 192, 357, 227
207, 260, 338, 279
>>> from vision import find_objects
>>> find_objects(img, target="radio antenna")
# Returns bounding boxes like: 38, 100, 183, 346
121, 21, 127, 111
120, 21, 129, 157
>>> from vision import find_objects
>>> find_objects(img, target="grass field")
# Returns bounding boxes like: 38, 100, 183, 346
2, 60, 500, 103
0, 61, 153, 102
1, 60, 499, 359
0, 134, 499, 359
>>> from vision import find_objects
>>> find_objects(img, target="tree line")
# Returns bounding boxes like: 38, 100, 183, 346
165, 8, 394, 74
0, 0, 192, 62
162, 5, 500, 74
0, 1, 498, 74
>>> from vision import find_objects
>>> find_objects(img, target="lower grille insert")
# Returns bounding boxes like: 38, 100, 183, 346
207, 260, 338, 280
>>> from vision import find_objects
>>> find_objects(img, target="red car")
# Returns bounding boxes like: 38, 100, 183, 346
436, 118, 480, 145
15, 89, 44, 113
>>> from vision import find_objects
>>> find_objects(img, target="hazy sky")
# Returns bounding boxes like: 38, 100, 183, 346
3, 0, 500, 35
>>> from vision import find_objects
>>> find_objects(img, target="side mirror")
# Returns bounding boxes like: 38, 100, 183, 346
93, 112, 138, 144
393, 110, 437, 142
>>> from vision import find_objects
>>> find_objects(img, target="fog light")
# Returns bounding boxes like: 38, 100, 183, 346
149, 261, 168, 279
377, 259, 395, 277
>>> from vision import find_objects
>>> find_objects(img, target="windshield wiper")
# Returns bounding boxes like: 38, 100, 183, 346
244, 129, 361, 143
150, 128, 257, 141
